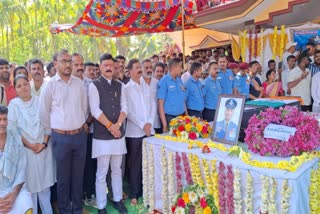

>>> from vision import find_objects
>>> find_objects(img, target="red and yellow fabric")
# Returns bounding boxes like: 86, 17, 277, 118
50, 0, 197, 37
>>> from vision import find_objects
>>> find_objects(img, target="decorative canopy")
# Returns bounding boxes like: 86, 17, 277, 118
50, 0, 197, 37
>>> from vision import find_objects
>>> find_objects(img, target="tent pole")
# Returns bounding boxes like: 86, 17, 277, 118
181, 0, 186, 70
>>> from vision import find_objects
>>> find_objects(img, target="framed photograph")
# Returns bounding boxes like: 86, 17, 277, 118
211, 94, 246, 145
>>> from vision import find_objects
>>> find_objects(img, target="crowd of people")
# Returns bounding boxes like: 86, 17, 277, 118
0, 40, 320, 214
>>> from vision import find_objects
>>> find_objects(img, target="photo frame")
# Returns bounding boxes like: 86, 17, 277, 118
211, 94, 246, 145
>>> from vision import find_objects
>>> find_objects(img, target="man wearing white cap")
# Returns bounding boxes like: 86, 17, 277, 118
282, 41, 299, 71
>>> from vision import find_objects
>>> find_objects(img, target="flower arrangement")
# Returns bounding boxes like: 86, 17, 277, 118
169, 116, 212, 140
171, 184, 218, 214
245, 106, 320, 157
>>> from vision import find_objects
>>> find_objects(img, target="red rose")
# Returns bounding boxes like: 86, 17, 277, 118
173, 130, 177, 135
178, 125, 185, 132
200, 197, 207, 208
177, 198, 186, 208
189, 132, 197, 140
185, 118, 191, 124
171, 206, 176, 213
202, 126, 208, 134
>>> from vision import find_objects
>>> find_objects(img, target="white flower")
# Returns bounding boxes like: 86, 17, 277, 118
181, 131, 188, 140
169, 129, 173, 135
188, 191, 198, 203
174, 207, 185, 214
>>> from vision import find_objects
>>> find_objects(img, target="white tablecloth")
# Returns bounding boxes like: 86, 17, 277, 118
143, 136, 318, 214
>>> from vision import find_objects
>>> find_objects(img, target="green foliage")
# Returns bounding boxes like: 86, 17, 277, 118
0, 0, 173, 64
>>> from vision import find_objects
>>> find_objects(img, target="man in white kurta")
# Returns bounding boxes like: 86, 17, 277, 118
124, 59, 156, 205
0, 105, 33, 214
88, 53, 128, 214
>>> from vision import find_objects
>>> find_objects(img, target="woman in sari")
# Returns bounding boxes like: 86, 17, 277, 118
8, 75, 56, 214
262, 70, 284, 97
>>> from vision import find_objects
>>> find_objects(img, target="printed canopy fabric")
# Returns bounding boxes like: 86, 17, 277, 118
50, 0, 197, 37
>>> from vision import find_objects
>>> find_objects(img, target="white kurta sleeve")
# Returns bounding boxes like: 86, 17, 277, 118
88, 83, 103, 119
39, 82, 52, 129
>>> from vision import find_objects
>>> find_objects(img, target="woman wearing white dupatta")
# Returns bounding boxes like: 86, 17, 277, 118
8, 75, 56, 214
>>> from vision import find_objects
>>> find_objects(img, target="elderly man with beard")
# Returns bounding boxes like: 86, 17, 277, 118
71, 53, 84, 80
0, 105, 33, 213
124, 59, 156, 206
0, 59, 16, 105
29, 59, 47, 96
89, 53, 128, 214
39, 49, 88, 214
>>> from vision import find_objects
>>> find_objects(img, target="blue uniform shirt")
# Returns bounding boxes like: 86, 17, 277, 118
234, 74, 250, 99
217, 69, 234, 94
214, 120, 238, 142
185, 77, 204, 111
203, 76, 222, 110
157, 73, 186, 116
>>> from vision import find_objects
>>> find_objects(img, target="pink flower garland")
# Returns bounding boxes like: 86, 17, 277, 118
226, 165, 234, 214
245, 106, 320, 157
218, 162, 226, 214
175, 152, 183, 193
182, 152, 193, 185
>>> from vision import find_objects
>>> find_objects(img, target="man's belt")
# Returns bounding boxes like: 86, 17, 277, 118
52, 125, 84, 135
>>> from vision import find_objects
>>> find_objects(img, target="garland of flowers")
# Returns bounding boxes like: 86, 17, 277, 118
175, 152, 183, 193
142, 141, 149, 207
193, 154, 204, 187
233, 168, 242, 214
182, 152, 193, 185
211, 160, 220, 210
260, 175, 269, 214
188, 153, 198, 185
148, 144, 155, 212
241, 30, 247, 62
226, 165, 234, 214
280, 180, 291, 213
279, 25, 286, 60
155, 134, 320, 172
272, 26, 278, 60
245, 106, 320, 157
218, 162, 227, 214
269, 178, 277, 214
254, 29, 258, 59
202, 159, 214, 195
248, 29, 252, 62
309, 163, 320, 214
167, 151, 176, 210
244, 171, 253, 214
260, 29, 264, 66
160, 146, 169, 213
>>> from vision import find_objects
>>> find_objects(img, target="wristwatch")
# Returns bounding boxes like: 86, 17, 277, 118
42, 142, 48, 148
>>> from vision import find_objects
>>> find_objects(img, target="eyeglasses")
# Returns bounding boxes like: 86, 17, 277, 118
57, 59, 72, 65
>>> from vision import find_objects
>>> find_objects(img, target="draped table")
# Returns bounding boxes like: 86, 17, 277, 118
142, 136, 319, 214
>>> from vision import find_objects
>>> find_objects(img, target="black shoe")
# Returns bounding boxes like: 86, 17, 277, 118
98, 208, 107, 214
113, 201, 128, 214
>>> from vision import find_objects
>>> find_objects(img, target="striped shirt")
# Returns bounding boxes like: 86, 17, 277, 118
309, 63, 320, 77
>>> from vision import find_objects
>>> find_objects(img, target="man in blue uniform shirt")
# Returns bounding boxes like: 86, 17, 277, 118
185, 62, 204, 118
203, 62, 222, 122
217, 55, 235, 94
214, 98, 238, 142
157, 58, 186, 132
234, 62, 251, 100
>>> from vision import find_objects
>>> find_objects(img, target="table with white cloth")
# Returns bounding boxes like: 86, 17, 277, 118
142, 136, 319, 214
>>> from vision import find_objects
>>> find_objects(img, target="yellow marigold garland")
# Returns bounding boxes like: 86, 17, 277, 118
155, 134, 320, 172
202, 159, 214, 195
279, 25, 286, 60
309, 163, 320, 214
241, 30, 247, 62
272, 26, 278, 60
193, 154, 204, 187
188, 153, 198, 184
260, 29, 264, 66
211, 160, 220, 210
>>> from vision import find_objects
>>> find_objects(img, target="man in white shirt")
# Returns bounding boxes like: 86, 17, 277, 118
282, 55, 296, 95
142, 59, 161, 133
29, 59, 47, 96
124, 59, 156, 206
312, 70, 320, 113
88, 53, 127, 214
288, 53, 312, 112
39, 49, 88, 214
282, 41, 298, 71
181, 57, 195, 84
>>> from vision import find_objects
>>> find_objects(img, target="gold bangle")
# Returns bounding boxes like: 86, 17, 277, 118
106, 122, 112, 129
